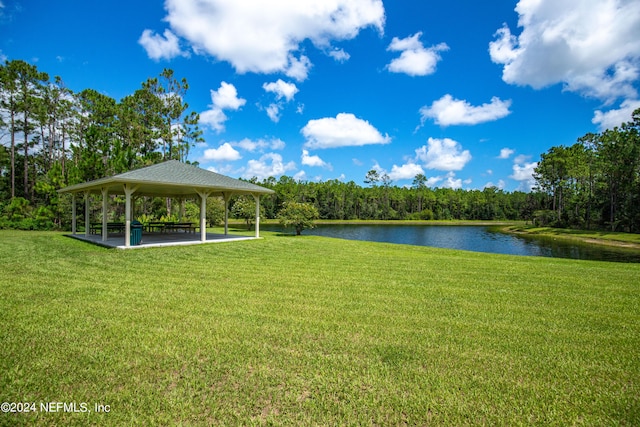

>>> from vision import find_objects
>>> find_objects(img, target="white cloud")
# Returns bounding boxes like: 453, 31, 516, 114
158, 0, 385, 80
489, 0, 640, 103
199, 108, 228, 133
488, 25, 519, 65
302, 113, 391, 149
426, 176, 442, 187
443, 172, 462, 190
415, 137, 472, 171
387, 32, 448, 76
388, 163, 424, 181
498, 148, 515, 159
203, 142, 242, 162
230, 137, 286, 152
263, 79, 299, 102
424, 172, 463, 189
262, 79, 299, 122
283, 54, 312, 82
419, 94, 512, 126
244, 153, 296, 179
265, 104, 281, 123
510, 160, 538, 191
328, 48, 351, 62
444, 172, 463, 190
301, 149, 331, 169
200, 82, 246, 133
484, 179, 506, 190
592, 99, 640, 131
293, 170, 307, 181
138, 29, 187, 61
211, 82, 246, 110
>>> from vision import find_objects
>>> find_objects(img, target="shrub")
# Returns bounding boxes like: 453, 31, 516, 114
277, 201, 320, 235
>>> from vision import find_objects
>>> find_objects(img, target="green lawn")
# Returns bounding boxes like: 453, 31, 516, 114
1, 230, 639, 426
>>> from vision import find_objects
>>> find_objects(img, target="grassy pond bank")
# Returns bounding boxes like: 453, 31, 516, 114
1, 230, 638, 425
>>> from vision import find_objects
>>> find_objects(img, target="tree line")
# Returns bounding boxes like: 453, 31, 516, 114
533, 109, 640, 232
0, 60, 202, 228
249, 175, 539, 222
0, 58, 638, 232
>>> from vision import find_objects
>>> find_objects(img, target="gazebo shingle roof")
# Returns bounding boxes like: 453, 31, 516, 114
59, 160, 275, 198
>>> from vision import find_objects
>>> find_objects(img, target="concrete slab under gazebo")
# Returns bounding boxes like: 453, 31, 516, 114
58, 160, 275, 249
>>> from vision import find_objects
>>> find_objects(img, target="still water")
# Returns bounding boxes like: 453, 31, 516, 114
263, 224, 640, 263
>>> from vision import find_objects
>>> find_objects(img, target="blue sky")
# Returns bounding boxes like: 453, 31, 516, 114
2, 0, 639, 191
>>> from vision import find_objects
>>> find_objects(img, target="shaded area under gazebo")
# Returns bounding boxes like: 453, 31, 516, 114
67, 230, 256, 249
58, 160, 275, 249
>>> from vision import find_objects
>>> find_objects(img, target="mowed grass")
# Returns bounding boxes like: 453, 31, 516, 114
0, 230, 639, 426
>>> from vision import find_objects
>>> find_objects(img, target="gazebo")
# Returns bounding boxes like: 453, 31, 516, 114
58, 160, 275, 249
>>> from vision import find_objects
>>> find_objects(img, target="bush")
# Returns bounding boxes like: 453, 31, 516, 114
277, 201, 320, 235
231, 197, 264, 230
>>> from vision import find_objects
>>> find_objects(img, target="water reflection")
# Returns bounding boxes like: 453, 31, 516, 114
263, 224, 640, 263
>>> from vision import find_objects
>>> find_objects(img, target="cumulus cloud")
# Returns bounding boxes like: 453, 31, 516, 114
484, 179, 506, 190
152, 0, 385, 80
265, 104, 282, 123
263, 79, 298, 102
302, 113, 391, 149
426, 176, 442, 187
293, 170, 307, 181
415, 137, 472, 171
388, 162, 424, 181
419, 94, 512, 127
301, 150, 331, 169
200, 82, 246, 133
443, 172, 463, 190
592, 99, 640, 130
498, 148, 515, 159
262, 79, 299, 122
244, 153, 296, 179
202, 142, 242, 162
138, 29, 187, 61
510, 159, 538, 191
387, 32, 449, 76
230, 137, 285, 152
489, 0, 640, 103
199, 109, 228, 134
328, 48, 351, 62
211, 82, 246, 110
284, 55, 312, 81
421, 172, 464, 189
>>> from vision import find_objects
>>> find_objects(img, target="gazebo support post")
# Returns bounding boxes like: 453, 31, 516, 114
253, 194, 260, 238
196, 190, 210, 242
178, 198, 184, 221
71, 193, 77, 235
223, 192, 231, 236
101, 187, 108, 242
124, 184, 138, 248
84, 191, 91, 238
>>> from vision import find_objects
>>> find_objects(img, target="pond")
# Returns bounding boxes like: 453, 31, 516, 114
262, 224, 640, 263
